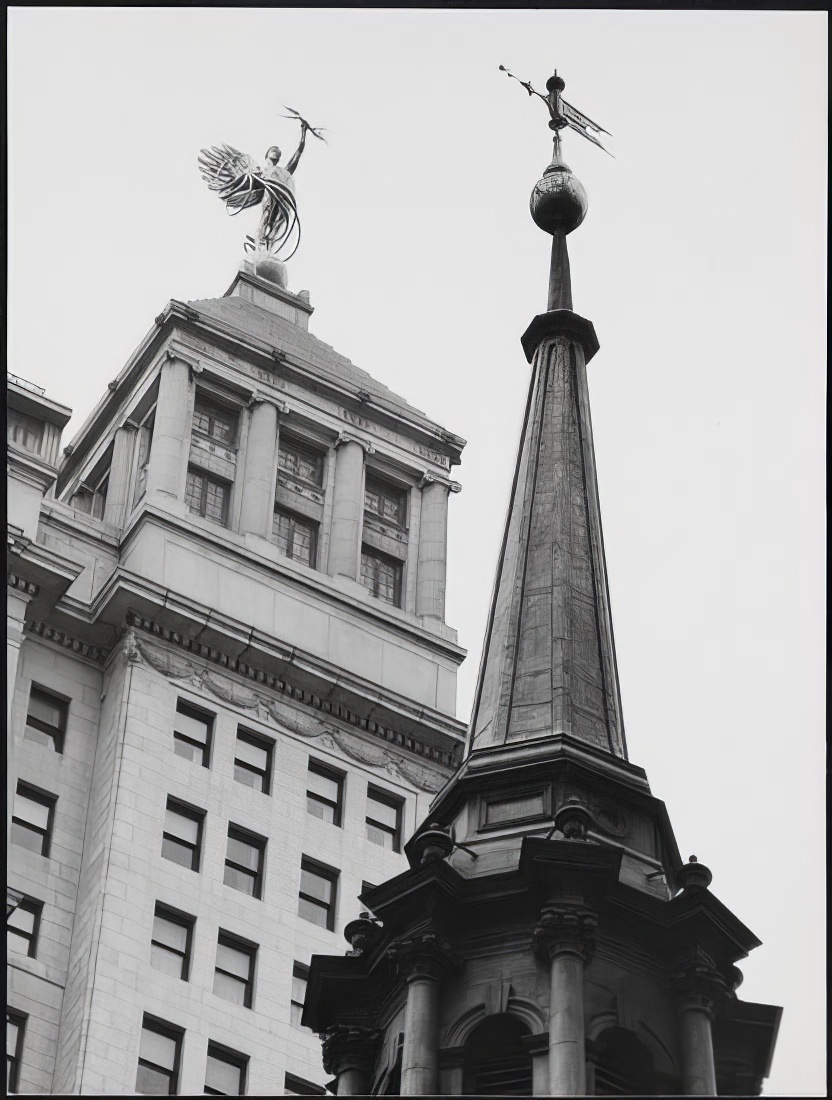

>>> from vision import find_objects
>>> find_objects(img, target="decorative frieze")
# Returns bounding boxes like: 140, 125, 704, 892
123, 612, 458, 777
7, 573, 39, 597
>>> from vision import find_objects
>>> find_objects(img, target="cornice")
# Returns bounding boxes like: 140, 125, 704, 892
122, 614, 459, 778
8, 574, 39, 597
27, 620, 109, 664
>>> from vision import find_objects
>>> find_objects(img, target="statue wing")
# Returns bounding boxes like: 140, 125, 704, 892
198, 144, 264, 214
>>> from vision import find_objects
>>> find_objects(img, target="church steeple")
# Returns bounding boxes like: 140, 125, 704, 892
467, 72, 625, 760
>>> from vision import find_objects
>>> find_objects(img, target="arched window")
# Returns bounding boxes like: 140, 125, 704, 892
591, 1027, 657, 1095
463, 1015, 533, 1096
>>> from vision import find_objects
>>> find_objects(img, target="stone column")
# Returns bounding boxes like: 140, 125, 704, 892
675, 968, 723, 1096
322, 1026, 379, 1096
534, 903, 597, 1096
416, 474, 460, 620
328, 433, 373, 581
239, 395, 284, 537
145, 352, 195, 501
103, 421, 138, 527
389, 932, 459, 1097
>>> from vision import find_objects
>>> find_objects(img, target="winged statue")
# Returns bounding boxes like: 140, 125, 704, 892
198, 109, 325, 260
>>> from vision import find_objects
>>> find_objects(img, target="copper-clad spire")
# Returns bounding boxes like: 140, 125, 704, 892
466, 72, 626, 759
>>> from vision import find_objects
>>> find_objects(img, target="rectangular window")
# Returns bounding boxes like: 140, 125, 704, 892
223, 827, 266, 899
11, 784, 55, 857
7, 897, 42, 958
306, 761, 344, 826
136, 1016, 182, 1095
364, 476, 406, 527
173, 700, 213, 767
290, 963, 309, 1028
214, 933, 256, 1008
133, 412, 155, 506
7, 1012, 26, 1093
284, 1073, 326, 1096
278, 438, 324, 486
150, 904, 194, 981
366, 787, 404, 852
298, 858, 338, 931
24, 685, 68, 753
205, 1043, 248, 1095
192, 398, 238, 446
161, 799, 204, 871
186, 467, 230, 524
234, 729, 273, 794
273, 508, 318, 568
360, 547, 403, 607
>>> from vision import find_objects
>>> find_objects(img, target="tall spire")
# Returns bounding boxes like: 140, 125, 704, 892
467, 71, 626, 759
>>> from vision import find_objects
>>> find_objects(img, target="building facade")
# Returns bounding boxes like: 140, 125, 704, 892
7, 261, 467, 1094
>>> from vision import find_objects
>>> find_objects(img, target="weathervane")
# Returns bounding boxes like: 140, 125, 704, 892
499, 65, 612, 156
198, 107, 326, 263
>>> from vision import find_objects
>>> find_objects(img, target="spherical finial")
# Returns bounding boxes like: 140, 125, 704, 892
546, 71, 566, 94
530, 165, 588, 235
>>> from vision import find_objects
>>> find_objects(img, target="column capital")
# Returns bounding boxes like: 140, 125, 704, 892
673, 965, 728, 1019
420, 471, 462, 493
164, 347, 202, 377
387, 930, 461, 982
322, 1025, 380, 1076
534, 902, 597, 963
336, 431, 375, 455
249, 391, 289, 414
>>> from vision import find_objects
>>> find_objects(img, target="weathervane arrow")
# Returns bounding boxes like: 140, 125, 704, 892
499, 64, 614, 157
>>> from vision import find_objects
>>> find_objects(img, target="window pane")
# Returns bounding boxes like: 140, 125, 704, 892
299, 868, 332, 905
214, 971, 247, 1006
235, 736, 268, 771
368, 795, 399, 830
10, 821, 45, 854
161, 836, 196, 868
23, 723, 60, 750
185, 470, 205, 511
8, 906, 36, 938
234, 763, 264, 792
307, 769, 340, 803
223, 865, 256, 895
175, 709, 210, 746
226, 836, 259, 871
298, 897, 329, 928
205, 479, 227, 521
279, 442, 323, 485
291, 972, 307, 1004
15, 793, 50, 831
306, 798, 335, 824
136, 1063, 173, 1094
28, 690, 65, 728
140, 1027, 178, 1070
165, 808, 199, 846
216, 943, 250, 980
153, 913, 188, 954
367, 823, 395, 849
206, 1050, 244, 1095
150, 943, 186, 979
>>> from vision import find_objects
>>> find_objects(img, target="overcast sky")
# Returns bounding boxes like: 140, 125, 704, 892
8, 8, 826, 1095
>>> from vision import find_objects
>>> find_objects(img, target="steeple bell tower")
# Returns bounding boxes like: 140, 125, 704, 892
303, 70, 781, 1098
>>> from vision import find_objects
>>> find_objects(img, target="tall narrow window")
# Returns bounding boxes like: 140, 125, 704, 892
136, 1016, 182, 1095
366, 788, 404, 852
278, 438, 324, 485
234, 730, 273, 794
224, 827, 266, 899
185, 467, 230, 524
133, 411, 155, 506
6, 1012, 26, 1093
7, 898, 42, 958
273, 508, 318, 568
173, 701, 213, 767
150, 904, 194, 981
360, 547, 403, 607
11, 785, 55, 857
161, 799, 204, 871
298, 859, 338, 931
205, 1043, 248, 1095
24, 686, 68, 753
214, 933, 256, 1008
306, 761, 344, 826
192, 399, 238, 446
290, 963, 310, 1027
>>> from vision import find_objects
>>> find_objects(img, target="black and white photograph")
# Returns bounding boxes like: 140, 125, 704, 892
7, 8, 825, 1097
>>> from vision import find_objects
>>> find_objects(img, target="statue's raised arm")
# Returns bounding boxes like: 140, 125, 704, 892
198, 110, 325, 262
